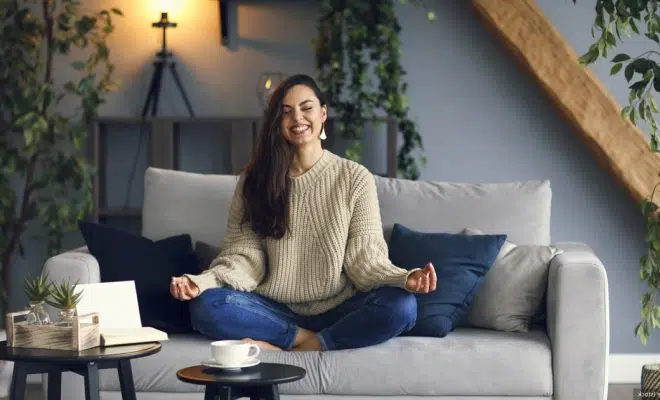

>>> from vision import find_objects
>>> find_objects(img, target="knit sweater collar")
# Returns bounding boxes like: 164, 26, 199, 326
290, 149, 335, 194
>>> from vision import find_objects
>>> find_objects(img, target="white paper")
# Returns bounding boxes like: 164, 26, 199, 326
74, 281, 143, 330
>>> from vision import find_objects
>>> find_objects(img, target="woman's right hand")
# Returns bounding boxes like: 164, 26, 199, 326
170, 276, 200, 301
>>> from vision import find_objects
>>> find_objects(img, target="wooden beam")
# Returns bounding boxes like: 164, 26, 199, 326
470, 0, 660, 205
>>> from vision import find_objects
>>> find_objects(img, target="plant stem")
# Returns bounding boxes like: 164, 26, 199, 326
43, 0, 55, 92
1, 154, 38, 304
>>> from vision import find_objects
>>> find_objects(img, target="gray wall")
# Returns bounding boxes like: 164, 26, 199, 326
8, 0, 657, 354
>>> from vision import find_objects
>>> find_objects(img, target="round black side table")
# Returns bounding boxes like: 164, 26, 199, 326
0, 340, 161, 400
177, 362, 306, 400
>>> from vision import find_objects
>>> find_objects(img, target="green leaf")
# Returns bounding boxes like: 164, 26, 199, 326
610, 63, 623, 75
606, 32, 616, 46
652, 239, 660, 251
642, 293, 652, 310
611, 53, 631, 63
64, 81, 77, 93
653, 306, 660, 321
643, 200, 659, 216
644, 69, 655, 83
621, 105, 631, 119
96, 43, 109, 59
23, 129, 35, 147
75, 16, 96, 36
630, 19, 640, 34
625, 63, 635, 82
633, 58, 652, 74
646, 32, 660, 43
110, 8, 123, 16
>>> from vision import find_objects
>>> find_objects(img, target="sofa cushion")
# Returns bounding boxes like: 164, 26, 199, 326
94, 329, 551, 397
319, 328, 552, 396
388, 223, 506, 337
374, 177, 552, 245
141, 168, 551, 248
142, 167, 239, 245
96, 334, 323, 395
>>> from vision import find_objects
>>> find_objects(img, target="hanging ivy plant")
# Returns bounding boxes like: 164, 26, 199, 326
575, 0, 660, 346
313, 0, 433, 180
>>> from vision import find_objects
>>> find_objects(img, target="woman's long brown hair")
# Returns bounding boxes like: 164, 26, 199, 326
241, 74, 328, 239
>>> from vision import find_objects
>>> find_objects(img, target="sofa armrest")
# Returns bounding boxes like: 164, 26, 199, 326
42, 246, 101, 285
547, 242, 609, 400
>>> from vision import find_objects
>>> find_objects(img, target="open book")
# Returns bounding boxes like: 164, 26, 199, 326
75, 281, 169, 347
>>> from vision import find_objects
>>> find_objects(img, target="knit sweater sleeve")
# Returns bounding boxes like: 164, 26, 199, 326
343, 169, 419, 292
185, 176, 266, 294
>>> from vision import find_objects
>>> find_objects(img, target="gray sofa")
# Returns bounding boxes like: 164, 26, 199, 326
41, 166, 609, 400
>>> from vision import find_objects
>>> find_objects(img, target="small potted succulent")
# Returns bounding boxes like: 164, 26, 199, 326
22, 273, 53, 325
46, 281, 83, 326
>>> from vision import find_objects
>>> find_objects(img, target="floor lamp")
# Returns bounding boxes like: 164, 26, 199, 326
141, 12, 195, 117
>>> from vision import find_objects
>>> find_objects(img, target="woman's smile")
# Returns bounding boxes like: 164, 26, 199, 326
290, 123, 311, 137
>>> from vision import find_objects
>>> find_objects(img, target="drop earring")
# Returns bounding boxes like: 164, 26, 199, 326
320, 124, 327, 141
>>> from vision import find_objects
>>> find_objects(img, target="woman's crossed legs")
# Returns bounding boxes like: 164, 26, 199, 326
189, 287, 417, 351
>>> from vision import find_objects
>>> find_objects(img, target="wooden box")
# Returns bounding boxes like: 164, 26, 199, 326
5, 311, 100, 351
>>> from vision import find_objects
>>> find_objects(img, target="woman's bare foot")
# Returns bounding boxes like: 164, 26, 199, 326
292, 334, 322, 351
293, 328, 317, 347
242, 338, 282, 351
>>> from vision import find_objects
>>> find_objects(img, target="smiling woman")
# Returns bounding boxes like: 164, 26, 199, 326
279, 85, 328, 173
242, 74, 329, 238
170, 74, 438, 353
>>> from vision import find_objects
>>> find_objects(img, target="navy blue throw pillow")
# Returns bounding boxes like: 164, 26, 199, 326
78, 220, 199, 333
388, 223, 506, 337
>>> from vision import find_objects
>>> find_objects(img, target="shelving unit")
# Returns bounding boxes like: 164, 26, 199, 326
87, 116, 398, 228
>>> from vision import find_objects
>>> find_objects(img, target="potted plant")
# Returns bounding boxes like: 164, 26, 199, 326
46, 281, 83, 327
574, 0, 660, 391
22, 273, 52, 325
0, 1, 122, 319
313, 0, 434, 179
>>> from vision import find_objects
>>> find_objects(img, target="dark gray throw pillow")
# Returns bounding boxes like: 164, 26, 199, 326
194, 241, 221, 272
77, 220, 199, 333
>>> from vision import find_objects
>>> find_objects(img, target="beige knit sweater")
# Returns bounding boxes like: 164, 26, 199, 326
185, 150, 418, 316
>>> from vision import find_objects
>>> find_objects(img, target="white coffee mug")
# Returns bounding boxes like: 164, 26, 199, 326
211, 340, 261, 365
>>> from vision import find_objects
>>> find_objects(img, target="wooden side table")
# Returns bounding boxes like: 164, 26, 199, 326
177, 362, 306, 400
0, 340, 161, 400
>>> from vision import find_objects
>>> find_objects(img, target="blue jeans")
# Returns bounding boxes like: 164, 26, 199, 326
189, 286, 417, 351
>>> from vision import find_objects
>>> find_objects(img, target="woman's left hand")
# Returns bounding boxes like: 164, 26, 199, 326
405, 262, 437, 293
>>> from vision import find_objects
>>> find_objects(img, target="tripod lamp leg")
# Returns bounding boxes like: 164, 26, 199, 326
169, 63, 195, 117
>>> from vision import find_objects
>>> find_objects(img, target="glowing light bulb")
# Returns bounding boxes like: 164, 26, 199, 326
264, 79, 272, 90
159, 0, 173, 13
148, 0, 185, 21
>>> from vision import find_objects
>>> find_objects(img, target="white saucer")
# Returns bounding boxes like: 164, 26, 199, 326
201, 357, 260, 370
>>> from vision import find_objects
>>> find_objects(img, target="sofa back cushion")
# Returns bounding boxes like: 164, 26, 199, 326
142, 167, 239, 246
142, 167, 552, 248
374, 176, 552, 245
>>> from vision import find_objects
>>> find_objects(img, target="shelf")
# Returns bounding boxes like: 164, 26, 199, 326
97, 207, 142, 218
95, 116, 263, 124
87, 116, 399, 225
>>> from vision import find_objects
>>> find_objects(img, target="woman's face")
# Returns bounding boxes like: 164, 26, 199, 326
280, 84, 327, 146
